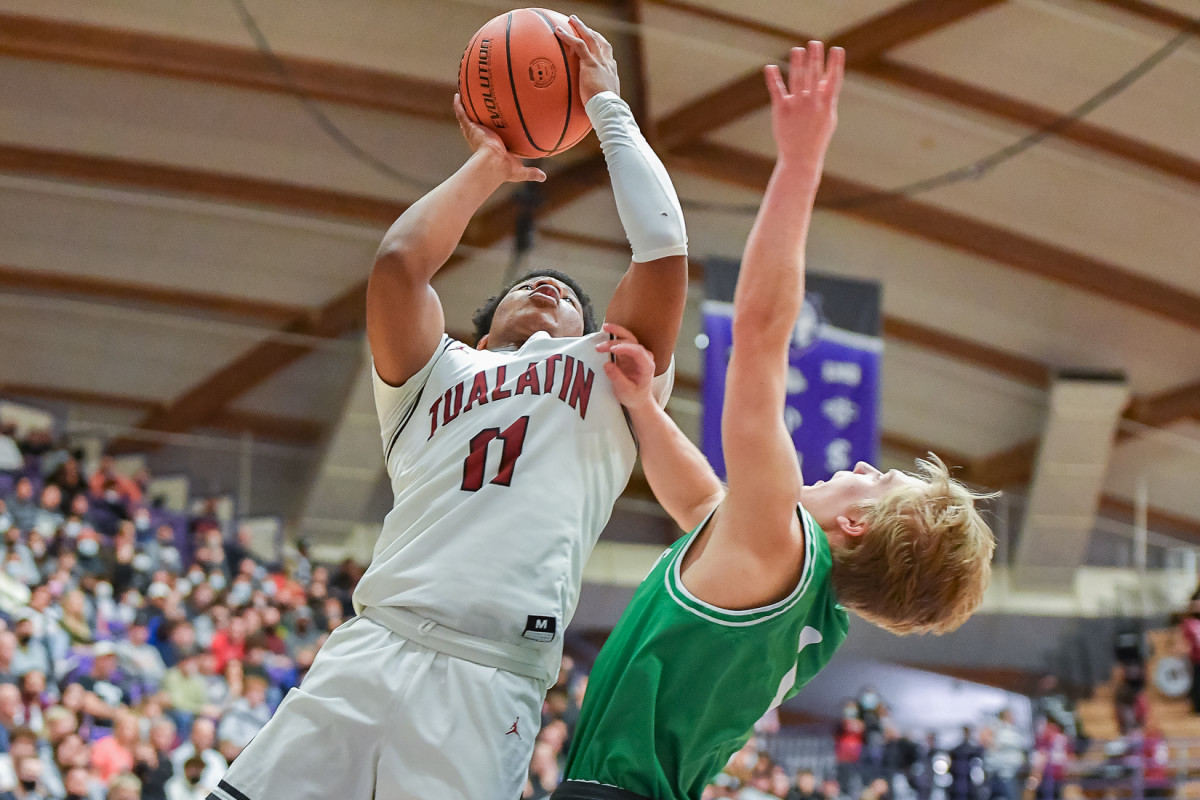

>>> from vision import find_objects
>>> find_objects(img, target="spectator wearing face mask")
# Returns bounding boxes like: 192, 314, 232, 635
165, 755, 208, 800
56, 591, 95, 647
60, 766, 93, 800
115, 615, 166, 694
169, 717, 226, 791
856, 686, 886, 784
8, 753, 49, 800
144, 527, 182, 576
29, 487, 63, 542
6, 480, 38, 534
9, 618, 51, 680
215, 674, 270, 759
835, 700, 865, 798
1, 529, 37, 586
87, 456, 142, 512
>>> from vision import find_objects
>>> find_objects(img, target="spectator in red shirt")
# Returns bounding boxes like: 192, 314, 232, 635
834, 699, 865, 797
208, 617, 246, 674
1030, 718, 1072, 800
91, 708, 139, 782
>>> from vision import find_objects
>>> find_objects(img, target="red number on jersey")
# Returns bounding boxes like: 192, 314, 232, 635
461, 416, 530, 491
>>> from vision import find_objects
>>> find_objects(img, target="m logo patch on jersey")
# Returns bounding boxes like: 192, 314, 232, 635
523, 615, 557, 643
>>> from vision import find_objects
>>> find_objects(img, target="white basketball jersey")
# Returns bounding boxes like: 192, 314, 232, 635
354, 331, 672, 683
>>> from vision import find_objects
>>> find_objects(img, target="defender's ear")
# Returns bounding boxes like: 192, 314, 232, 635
476, 334, 490, 350
834, 514, 867, 539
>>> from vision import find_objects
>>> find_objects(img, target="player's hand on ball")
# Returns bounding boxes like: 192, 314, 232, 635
555, 15, 620, 104
597, 322, 655, 410
763, 42, 844, 168
454, 94, 546, 183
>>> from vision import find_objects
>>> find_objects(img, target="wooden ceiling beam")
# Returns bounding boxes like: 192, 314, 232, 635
882, 317, 1051, 388
206, 409, 323, 444
670, 141, 1200, 334
0, 12, 456, 121
107, 280, 369, 452
0, 382, 157, 413
1085, 0, 1200, 31
0, 263, 308, 323
0, 144, 405, 224
653, 0, 1002, 149
1126, 379, 1200, 429
0, 381, 321, 444
862, 59, 1200, 188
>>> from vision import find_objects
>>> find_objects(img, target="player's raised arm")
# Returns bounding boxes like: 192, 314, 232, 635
556, 16, 688, 375
719, 44, 845, 558
367, 96, 547, 387
598, 324, 725, 533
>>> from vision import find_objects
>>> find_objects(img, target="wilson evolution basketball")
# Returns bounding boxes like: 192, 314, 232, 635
458, 8, 592, 158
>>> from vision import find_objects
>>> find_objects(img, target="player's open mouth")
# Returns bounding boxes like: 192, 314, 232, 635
531, 285, 560, 301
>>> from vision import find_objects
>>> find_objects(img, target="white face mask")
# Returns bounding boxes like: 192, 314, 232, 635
209, 574, 227, 591
64, 521, 82, 538
77, 539, 99, 557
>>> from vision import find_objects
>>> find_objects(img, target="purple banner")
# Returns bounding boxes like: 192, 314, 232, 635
701, 268, 882, 483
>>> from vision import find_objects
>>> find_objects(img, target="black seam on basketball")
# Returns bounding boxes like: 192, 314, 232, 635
531, 9, 572, 153
506, 10, 551, 154
462, 29, 486, 129
215, 781, 254, 800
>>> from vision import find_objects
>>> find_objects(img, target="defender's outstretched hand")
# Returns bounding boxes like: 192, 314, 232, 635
596, 322, 655, 410
763, 42, 844, 168
555, 15, 620, 104
453, 94, 546, 183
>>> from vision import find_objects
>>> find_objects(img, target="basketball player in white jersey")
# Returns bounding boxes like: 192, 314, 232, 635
208, 15, 688, 800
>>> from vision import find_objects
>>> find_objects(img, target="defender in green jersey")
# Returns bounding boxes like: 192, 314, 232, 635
553, 43, 996, 800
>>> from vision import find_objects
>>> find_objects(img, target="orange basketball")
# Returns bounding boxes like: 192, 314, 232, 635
458, 8, 592, 159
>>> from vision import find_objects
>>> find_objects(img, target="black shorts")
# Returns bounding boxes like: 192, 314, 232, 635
550, 780, 651, 800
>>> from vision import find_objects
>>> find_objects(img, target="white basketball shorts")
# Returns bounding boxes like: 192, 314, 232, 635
206, 615, 544, 800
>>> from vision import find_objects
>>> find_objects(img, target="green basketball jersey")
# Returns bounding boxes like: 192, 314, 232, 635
563, 505, 849, 800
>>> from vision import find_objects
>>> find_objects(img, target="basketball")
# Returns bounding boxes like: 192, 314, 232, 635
458, 8, 592, 159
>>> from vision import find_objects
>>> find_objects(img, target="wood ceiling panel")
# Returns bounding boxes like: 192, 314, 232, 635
1107, 420, 1200, 523
0, 301, 267, 401
0, 0, 488, 81
880, 339, 1048, 458
890, 0, 1200, 160
663, 0, 905, 39
0, 56, 459, 202
230, 345, 363, 423
710, 80, 1200, 297
639, 2, 792, 119
0, 176, 381, 308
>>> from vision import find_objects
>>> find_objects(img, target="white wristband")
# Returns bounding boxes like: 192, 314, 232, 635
585, 92, 688, 263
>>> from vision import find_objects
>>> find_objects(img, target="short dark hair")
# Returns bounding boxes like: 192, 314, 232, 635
471, 269, 597, 346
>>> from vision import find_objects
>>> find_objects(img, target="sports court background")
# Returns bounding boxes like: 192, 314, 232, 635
0, 1, 1197, 798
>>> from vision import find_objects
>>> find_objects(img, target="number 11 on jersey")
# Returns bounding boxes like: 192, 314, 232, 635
461, 416, 530, 492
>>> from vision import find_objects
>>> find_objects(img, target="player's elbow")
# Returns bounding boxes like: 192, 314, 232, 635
731, 310, 791, 353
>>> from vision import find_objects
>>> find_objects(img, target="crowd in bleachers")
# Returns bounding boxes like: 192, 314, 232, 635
0, 421, 362, 800
0, 418, 1184, 800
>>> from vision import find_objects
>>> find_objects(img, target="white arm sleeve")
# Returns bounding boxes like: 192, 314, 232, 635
586, 91, 688, 263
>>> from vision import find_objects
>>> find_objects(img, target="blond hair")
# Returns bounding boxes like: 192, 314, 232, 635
829, 454, 996, 635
